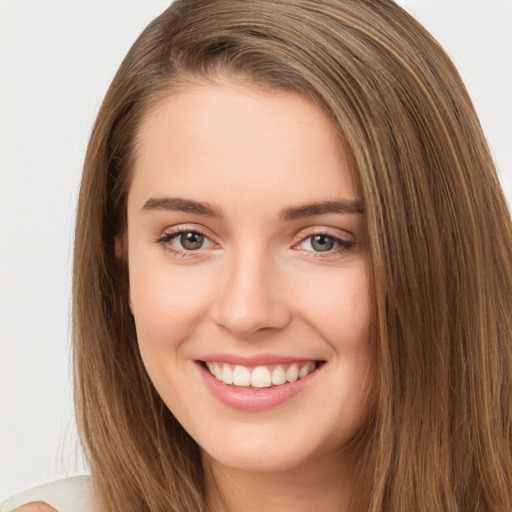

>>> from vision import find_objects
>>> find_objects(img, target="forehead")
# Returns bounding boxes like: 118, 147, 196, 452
129, 82, 357, 213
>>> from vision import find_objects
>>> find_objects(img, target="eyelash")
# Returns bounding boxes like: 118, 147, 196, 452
156, 227, 354, 258
292, 229, 354, 257
156, 226, 213, 258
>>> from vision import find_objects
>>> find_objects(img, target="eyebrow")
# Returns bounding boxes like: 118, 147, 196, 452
142, 197, 224, 219
279, 199, 364, 220
141, 196, 364, 220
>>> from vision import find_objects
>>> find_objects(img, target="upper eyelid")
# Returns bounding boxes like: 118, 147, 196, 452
294, 226, 354, 242
155, 224, 354, 246
158, 223, 214, 239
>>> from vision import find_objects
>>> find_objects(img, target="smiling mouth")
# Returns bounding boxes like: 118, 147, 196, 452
200, 360, 325, 389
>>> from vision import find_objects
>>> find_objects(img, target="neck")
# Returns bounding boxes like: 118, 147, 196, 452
203, 450, 363, 512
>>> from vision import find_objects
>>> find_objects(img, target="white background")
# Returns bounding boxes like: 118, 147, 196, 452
1, 0, 511, 500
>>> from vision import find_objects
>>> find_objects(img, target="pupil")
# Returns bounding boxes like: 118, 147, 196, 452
181, 232, 204, 250
311, 235, 334, 252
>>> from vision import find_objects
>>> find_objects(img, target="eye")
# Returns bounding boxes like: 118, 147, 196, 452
295, 232, 353, 254
176, 231, 205, 251
157, 228, 215, 255
307, 234, 338, 252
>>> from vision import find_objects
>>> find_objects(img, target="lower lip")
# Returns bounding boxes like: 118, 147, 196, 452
196, 362, 322, 411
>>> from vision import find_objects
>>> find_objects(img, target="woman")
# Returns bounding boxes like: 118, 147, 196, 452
5, 0, 512, 510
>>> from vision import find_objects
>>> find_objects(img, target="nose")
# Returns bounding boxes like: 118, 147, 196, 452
211, 246, 291, 339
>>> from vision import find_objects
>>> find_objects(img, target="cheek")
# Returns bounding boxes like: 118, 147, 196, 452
128, 253, 215, 353
295, 262, 372, 349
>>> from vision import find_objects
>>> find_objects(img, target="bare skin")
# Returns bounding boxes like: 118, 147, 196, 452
13, 503, 57, 512
129, 81, 373, 511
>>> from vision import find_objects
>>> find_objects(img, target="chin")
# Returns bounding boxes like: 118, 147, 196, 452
197, 421, 343, 475
203, 444, 314, 474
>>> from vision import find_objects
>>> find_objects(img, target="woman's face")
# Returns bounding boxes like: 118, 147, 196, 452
126, 81, 372, 474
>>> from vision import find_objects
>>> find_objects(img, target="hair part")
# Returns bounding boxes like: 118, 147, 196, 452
73, 1, 512, 510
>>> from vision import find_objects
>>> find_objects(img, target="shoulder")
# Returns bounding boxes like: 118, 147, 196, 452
9, 504, 57, 512
1, 476, 95, 512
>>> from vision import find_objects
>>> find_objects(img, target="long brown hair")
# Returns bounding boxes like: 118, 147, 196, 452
73, 1, 512, 510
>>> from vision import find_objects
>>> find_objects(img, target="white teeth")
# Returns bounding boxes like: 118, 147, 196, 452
299, 361, 315, 378
222, 364, 233, 384
232, 365, 251, 386
213, 362, 222, 380
251, 366, 272, 388
271, 365, 286, 385
285, 364, 299, 383
206, 361, 318, 388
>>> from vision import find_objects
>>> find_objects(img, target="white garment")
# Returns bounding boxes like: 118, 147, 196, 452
0, 476, 95, 512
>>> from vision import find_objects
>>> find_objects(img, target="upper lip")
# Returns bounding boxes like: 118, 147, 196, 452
197, 353, 323, 366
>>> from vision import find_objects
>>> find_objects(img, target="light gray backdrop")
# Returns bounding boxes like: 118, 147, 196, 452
1, 0, 511, 500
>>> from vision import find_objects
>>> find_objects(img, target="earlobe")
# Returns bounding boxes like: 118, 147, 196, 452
114, 235, 124, 261
114, 235, 134, 315
128, 290, 134, 315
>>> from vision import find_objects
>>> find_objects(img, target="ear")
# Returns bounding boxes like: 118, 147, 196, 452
114, 235, 124, 261
114, 235, 134, 315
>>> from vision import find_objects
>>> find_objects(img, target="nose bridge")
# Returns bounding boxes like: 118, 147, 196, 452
212, 243, 290, 337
